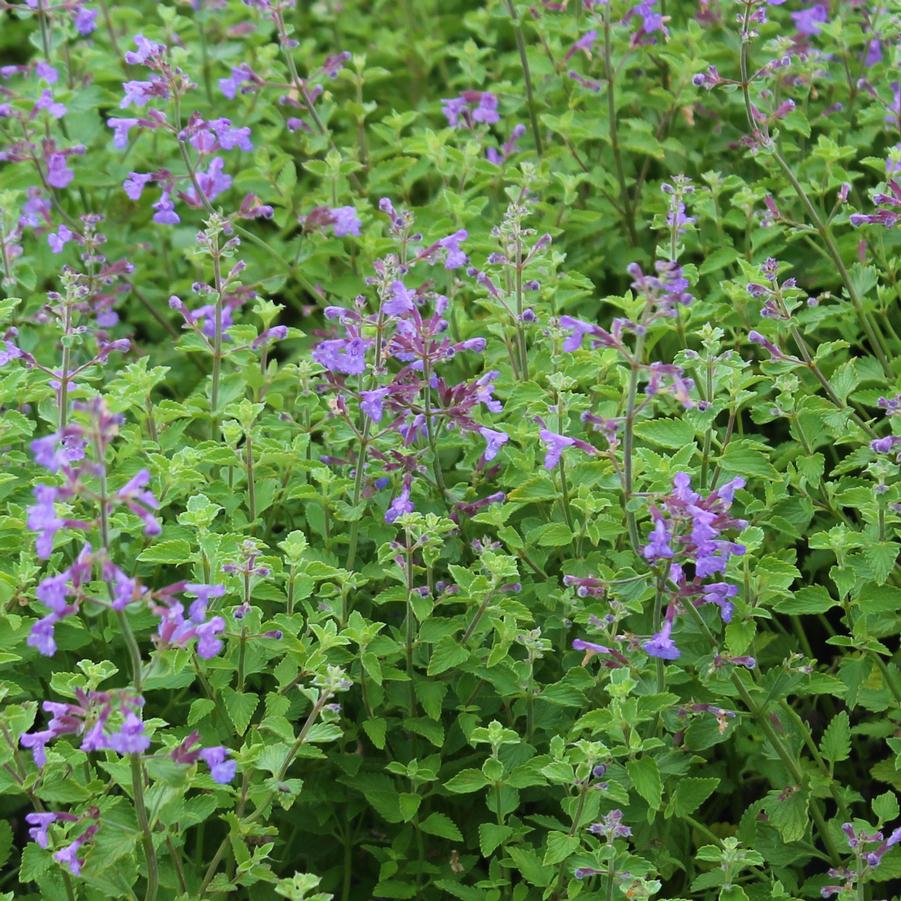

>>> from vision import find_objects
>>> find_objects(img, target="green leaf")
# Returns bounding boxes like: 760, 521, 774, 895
136, 539, 193, 565
478, 822, 513, 856
542, 830, 580, 866
634, 418, 695, 449
671, 777, 720, 817
820, 711, 851, 764
444, 768, 489, 794
362, 717, 387, 750
864, 543, 899, 586
427, 635, 469, 676
398, 792, 421, 821
699, 247, 740, 275
19, 844, 51, 883
773, 586, 838, 615
627, 757, 662, 810
222, 688, 259, 735
506, 845, 551, 886
0, 820, 11, 870
719, 441, 780, 480
529, 522, 574, 547
872, 790, 899, 824
419, 812, 463, 841
765, 789, 809, 843
856, 584, 901, 614
188, 698, 216, 726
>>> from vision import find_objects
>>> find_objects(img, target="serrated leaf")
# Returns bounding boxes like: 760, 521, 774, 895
872, 790, 899, 823
0, 820, 11, 870
856, 584, 901, 614
634, 418, 695, 449
427, 635, 469, 676
136, 539, 193, 565
671, 777, 720, 816
864, 542, 899, 585
444, 768, 488, 794
765, 789, 809, 843
627, 756, 662, 809
419, 812, 463, 841
542, 830, 581, 866
820, 711, 851, 764
362, 717, 387, 750
222, 688, 259, 735
773, 586, 838, 615
478, 822, 513, 856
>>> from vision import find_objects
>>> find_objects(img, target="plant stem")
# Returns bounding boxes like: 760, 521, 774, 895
131, 755, 160, 901
623, 330, 647, 555
602, 4, 638, 246
504, 0, 543, 157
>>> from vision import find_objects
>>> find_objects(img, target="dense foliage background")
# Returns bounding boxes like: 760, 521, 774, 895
0, 0, 900, 899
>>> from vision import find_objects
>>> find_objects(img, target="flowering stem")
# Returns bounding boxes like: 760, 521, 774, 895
651, 568, 666, 694
58, 303, 72, 431
130, 754, 160, 901
244, 432, 256, 524
210, 239, 224, 440
623, 330, 647, 556
602, 5, 638, 247
404, 534, 417, 717
503, 0, 543, 158
737, 6, 890, 377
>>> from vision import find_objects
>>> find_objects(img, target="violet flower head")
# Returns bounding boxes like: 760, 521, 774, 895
643, 619, 680, 660
643, 516, 673, 561
105, 711, 151, 754
538, 425, 596, 469
385, 482, 415, 523
200, 746, 237, 783
441, 91, 500, 128
791, 2, 828, 35
479, 426, 509, 462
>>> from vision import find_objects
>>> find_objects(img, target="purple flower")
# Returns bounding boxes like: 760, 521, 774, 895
35, 89, 66, 119
152, 190, 180, 225
73, 5, 98, 35
701, 582, 738, 622
108, 117, 139, 149
361, 388, 388, 422
195, 616, 226, 658
219, 64, 256, 99
572, 638, 612, 654
385, 483, 414, 523
643, 620, 680, 660
643, 517, 673, 561
331, 206, 361, 237
124, 34, 165, 66
26, 812, 58, 848
791, 3, 828, 35
441, 91, 499, 128
871, 436, 901, 454
479, 426, 509, 461
199, 746, 237, 784
123, 172, 154, 201
539, 426, 596, 469
48, 225, 73, 254
28, 615, 59, 656
312, 337, 370, 375
28, 484, 64, 559
47, 154, 74, 189
383, 281, 416, 317
116, 469, 161, 536
53, 839, 85, 876
438, 229, 468, 269
106, 712, 150, 754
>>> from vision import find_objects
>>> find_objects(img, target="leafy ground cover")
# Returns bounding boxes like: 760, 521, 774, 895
0, 0, 900, 899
